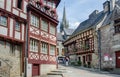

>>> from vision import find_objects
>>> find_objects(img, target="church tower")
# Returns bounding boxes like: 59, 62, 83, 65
60, 6, 69, 33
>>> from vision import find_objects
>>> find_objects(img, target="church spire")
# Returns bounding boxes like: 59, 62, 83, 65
60, 5, 69, 32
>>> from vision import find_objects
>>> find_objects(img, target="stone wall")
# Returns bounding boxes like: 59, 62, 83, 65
0, 40, 22, 77
40, 64, 56, 75
100, 24, 115, 69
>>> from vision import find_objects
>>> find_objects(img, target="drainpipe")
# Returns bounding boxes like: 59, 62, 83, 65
97, 29, 101, 70
24, 22, 28, 77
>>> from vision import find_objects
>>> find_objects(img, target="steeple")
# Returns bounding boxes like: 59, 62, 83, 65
60, 5, 69, 32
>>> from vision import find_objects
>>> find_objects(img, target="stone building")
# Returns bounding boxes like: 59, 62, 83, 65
99, 0, 120, 70
0, 0, 27, 77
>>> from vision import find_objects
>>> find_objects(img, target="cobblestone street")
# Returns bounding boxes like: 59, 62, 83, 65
55, 65, 120, 77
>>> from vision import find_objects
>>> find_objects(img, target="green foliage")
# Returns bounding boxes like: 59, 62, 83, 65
71, 62, 75, 65
77, 61, 82, 66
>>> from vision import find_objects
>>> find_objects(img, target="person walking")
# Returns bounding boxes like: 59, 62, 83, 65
65, 57, 69, 66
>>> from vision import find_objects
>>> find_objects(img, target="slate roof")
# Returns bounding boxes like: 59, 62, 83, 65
57, 33, 64, 41
72, 10, 105, 35
64, 28, 75, 36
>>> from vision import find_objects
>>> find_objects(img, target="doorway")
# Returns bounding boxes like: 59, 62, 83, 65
116, 51, 120, 68
32, 64, 39, 76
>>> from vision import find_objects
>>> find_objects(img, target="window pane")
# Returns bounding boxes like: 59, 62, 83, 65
50, 45, 55, 55
50, 25, 55, 35
15, 21, 20, 31
30, 39, 38, 52
41, 42, 48, 54
41, 20, 48, 32
31, 14, 39, 28
0, 16, 7, 26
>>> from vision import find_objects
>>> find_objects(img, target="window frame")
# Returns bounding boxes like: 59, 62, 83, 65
114, 25, 120, 33
0, 16, 8, 27
15, 21, 21, 32
41, 19, 48, 32
30, 39, 39, 52
50, 23, 56, 35
50, 45, 56, 55
41, 42, 48, 54
17, 0, 23, 10
30, 14, 39, 28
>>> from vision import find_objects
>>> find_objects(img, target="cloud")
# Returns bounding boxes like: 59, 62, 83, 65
69, 21, 80, 29
57, 0, 106, 30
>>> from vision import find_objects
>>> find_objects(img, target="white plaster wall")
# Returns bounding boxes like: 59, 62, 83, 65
20, 12, 27, 19
6, 0, 11, 12
13, 0, 16, 7
27, 63, 32, 77
0, 26, 7, 36
15, 31, 20, 40
13, 8, 19, 16
10, 18, 13, 37
40, 64, 56, 75
0, 0, 5, 9
24, 1, 28, 13
22, 24, 25, 41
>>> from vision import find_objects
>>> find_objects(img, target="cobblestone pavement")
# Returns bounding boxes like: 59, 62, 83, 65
57, 65, 120, 77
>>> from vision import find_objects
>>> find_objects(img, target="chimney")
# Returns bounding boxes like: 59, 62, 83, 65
110, 0, 116, 11
103, 1, 110, 13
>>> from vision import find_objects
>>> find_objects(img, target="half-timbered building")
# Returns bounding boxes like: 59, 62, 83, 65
63, 1, 111, 68
27, 0, 60, 76
0, 0, 27, 77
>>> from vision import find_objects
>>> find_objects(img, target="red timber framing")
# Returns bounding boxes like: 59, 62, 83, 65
0, 0, 27, 75
27, 1, 60, 75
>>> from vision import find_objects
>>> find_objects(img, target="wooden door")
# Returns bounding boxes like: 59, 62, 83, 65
116, 51, 120, 68
32, 64, 39, 76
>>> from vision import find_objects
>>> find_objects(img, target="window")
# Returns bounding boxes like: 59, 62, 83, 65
115, 25, 120, 33
0, 61, 1, 66
50, 45, 55, 55
50, 25, 55, 35
41, 20, 48, 32
85, 39, 90, 50
17, 0, 23, 9
31, 14, 39, 28
15, 21, 20, 31
30, 39, 38, 52
41, 42, 48, 54
0, 16, 7, 26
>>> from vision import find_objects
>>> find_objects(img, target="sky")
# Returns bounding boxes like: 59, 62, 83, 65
57, 0, 106, 30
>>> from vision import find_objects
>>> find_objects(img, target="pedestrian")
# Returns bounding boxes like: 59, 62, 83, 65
65, 57, 69, 66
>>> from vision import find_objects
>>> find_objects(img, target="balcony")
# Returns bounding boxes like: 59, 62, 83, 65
29, 0, 58, 20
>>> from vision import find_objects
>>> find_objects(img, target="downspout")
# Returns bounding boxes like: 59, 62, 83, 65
97, 29, 101, 70
24, 18, 29, 77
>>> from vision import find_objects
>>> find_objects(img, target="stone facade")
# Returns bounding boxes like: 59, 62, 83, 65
0, 40, 22, 77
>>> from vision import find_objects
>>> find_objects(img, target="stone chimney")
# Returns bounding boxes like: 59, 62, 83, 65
110, 0, 116, 11
103, 1, 110, 13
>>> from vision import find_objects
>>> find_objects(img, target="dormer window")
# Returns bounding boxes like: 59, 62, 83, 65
17, 0, 23, 9
43, 0, 56, 9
